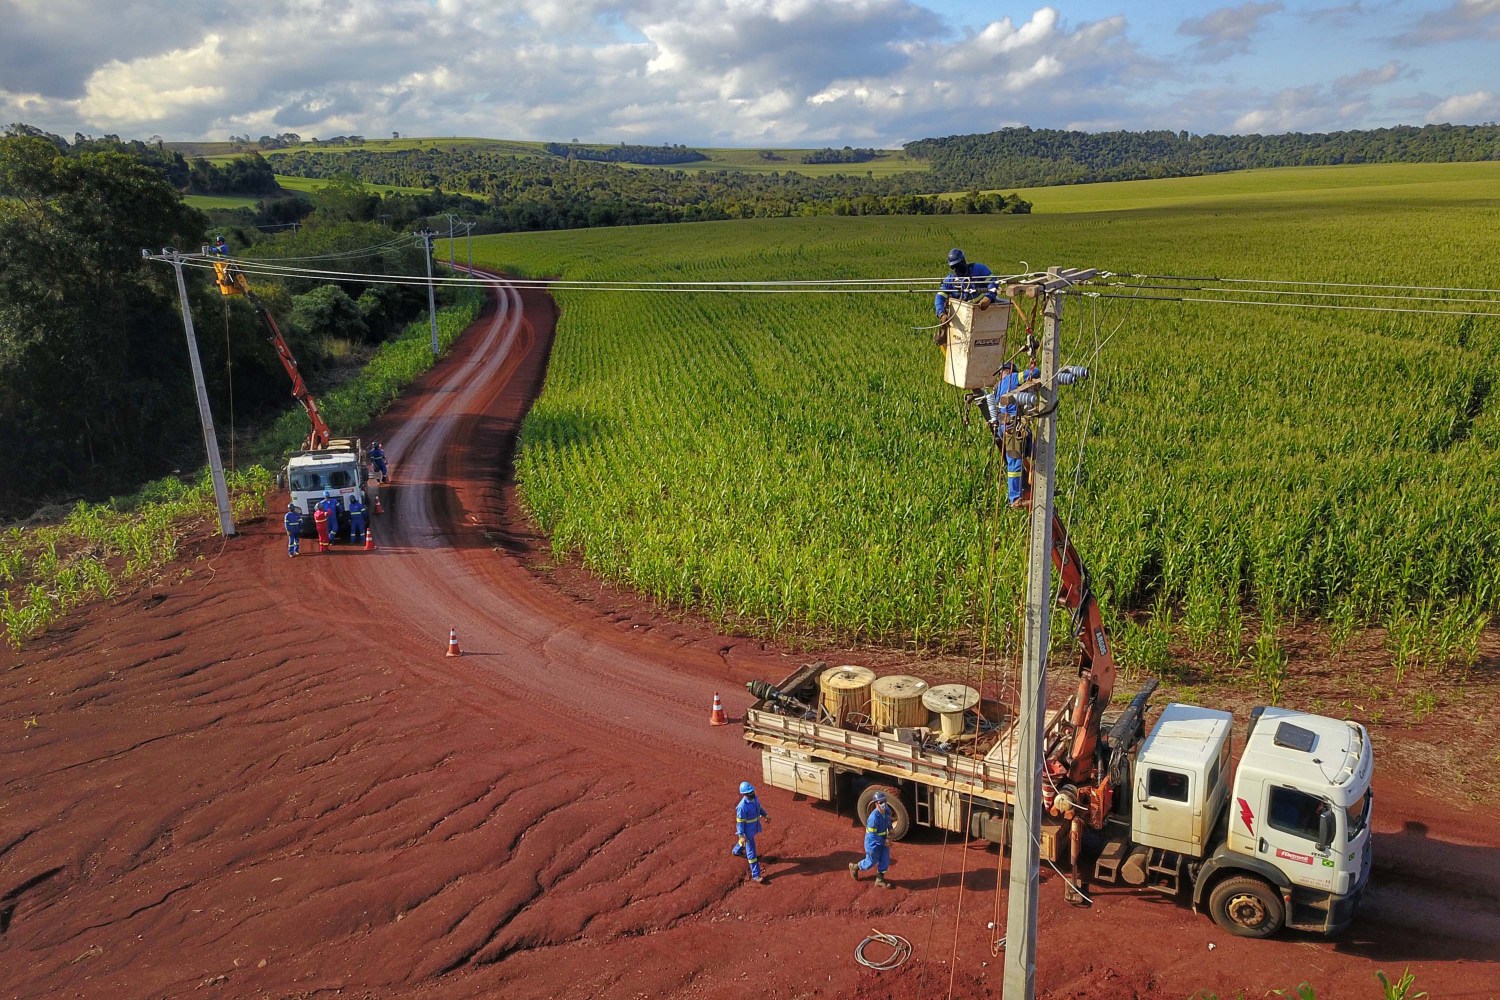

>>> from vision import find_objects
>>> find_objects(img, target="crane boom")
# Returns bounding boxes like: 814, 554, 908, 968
213, 260, 332, 451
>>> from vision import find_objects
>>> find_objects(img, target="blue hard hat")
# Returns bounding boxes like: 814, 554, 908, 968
872, 791, 888, 803
323, 490, 332, 497
947, 248, 966, 268
739, 781, 755, 795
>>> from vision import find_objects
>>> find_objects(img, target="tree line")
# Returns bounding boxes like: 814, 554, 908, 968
262, 147, 1031, 232
904, 123, 1500, 189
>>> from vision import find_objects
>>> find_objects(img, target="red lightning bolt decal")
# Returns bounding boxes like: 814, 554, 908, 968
1237, 796, 1255, 834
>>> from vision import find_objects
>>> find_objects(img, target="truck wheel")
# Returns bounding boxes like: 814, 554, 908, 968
1208, 876, 1284, 938
856, 784, 911, 842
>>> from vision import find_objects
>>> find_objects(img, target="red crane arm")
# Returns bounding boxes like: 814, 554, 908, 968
247, 292, 332, 451
1046, 511, 1119, 787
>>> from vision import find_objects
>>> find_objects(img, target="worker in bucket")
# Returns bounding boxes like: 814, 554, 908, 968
934, 248, 999, 320
991, 360, 1038, 507
369, 441, 389, 483
316, 490, 341, 544
732, 781, 772, 885
849, 791, 895, 888
348, 495, 367, 546
283, 502, 303, 557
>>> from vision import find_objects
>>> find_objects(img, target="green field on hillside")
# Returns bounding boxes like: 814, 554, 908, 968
478, 162, 1500, 670
181, 173, 430, 209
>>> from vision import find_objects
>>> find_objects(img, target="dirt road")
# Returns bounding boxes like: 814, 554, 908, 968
2, 274, 1497, 999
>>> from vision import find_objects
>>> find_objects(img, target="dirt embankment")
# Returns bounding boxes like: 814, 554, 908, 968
2, 275, 1497, 1000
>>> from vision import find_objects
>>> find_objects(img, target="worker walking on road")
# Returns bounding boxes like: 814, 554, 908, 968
369, 441, 389, 483
849, 791, 895, 888
316, 490, 341, 544
348, 496, 367, 546
732, 781, 772, 885
283, 503, 303, 557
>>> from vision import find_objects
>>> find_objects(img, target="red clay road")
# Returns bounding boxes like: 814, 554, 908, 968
2, 273, 1497, 1000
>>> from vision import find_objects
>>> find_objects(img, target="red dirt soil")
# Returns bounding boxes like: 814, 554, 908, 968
2, 275, 1497, 1000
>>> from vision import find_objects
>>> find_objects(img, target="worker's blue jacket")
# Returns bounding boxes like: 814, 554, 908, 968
736, 795, 768, 837
348, 499, 366, 521
935, 263, 998, 317
864, 805, 893, 852
991, 366, 1040, 419
283, 509, 303, 534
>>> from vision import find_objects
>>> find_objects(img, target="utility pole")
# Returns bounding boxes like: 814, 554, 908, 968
415, 229, 439, 357
1003, 266, 1096, 1000
462, 221, 475, 273
149, 249, 236, 537
444, 213, 461, 269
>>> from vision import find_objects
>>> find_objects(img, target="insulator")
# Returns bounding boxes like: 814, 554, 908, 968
1057, 366, 1090, 385
747, 679, 786, 702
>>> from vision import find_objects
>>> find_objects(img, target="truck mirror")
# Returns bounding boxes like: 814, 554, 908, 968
275, 472, 286, 489
1316, 807, 1335, 850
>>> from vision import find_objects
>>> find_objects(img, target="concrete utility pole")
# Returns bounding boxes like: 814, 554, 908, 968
444, 213, 461, 269
462, 221, 476, 273
415, 229, 439, 357
1003, 266, 1096, 1000
151, 249, 236, 537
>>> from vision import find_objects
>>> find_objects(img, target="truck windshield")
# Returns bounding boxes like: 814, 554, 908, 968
290, 471, 322, 491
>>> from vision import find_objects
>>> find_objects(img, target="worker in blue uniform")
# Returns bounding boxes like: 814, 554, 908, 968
991, 360, 1040, 507
732, 781, 772, 885
316, 490, 342, 543
283, 503, 303, 557
849, 790, 895, 888
369, 441, 389, 483
934, 248, 999, 320
348, 496, 367, 546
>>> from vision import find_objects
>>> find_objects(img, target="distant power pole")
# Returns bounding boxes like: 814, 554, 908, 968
462, 222, 476, 273
444, 213, 461, 269
415, 229, 439, 356
147, 249, 236, 537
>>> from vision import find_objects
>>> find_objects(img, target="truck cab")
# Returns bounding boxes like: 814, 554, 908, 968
1208, 706, 1374, 935
1132, 703, 1234, 858
285, 438, 371, 536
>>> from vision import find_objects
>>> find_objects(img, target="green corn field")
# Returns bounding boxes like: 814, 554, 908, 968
482, 163, 1500, 666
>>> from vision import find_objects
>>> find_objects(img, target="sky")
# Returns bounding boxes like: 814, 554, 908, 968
1, 0, 1497, 147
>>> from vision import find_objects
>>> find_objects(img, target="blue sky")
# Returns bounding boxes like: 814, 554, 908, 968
1, 1, 1496, 146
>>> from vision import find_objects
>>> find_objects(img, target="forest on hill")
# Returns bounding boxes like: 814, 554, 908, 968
904, 123, 1500, 189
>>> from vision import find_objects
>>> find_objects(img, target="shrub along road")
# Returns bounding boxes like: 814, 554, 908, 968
1, 273, 1496, 999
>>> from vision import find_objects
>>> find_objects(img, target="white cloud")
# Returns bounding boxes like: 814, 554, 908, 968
1393, 0, 1500, 46
0, 0, 1493, 146
1178, 1, 1284, 60
1426, 89, 1500, 122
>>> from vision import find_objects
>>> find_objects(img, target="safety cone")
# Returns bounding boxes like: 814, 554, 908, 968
374, 494, 384, 514
709, 692, 728, 726
445, 627, 462, 658
364, 528, 376, 552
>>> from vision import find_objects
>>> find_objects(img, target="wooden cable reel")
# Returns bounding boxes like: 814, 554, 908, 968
870, 674, 930, 731
819, 664, 875, 728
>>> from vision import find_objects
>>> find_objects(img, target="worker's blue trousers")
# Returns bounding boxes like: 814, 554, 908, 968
858, 842, 890, 875
286, 530, 300, 556
732, 834, 763, 880
350, 515, 366, 544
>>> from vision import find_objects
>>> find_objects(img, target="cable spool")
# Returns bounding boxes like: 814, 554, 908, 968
819, 665, 875, 728
923, 683, 980, 737
870, 674, 929, 731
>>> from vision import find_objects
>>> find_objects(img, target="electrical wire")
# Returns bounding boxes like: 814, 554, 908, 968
855, 930, 912, 971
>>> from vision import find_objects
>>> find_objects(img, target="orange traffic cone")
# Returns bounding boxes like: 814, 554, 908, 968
364, 528, 376, 552
374, 494, 384, 514
446, 627, 462, 658
710, 692, 728, 726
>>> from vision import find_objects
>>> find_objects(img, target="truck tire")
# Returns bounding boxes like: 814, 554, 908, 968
856, 784, 911, 842
1208, 875, 1284, 938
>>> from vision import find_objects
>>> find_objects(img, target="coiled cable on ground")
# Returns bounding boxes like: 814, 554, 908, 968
855, 929, 912, 971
